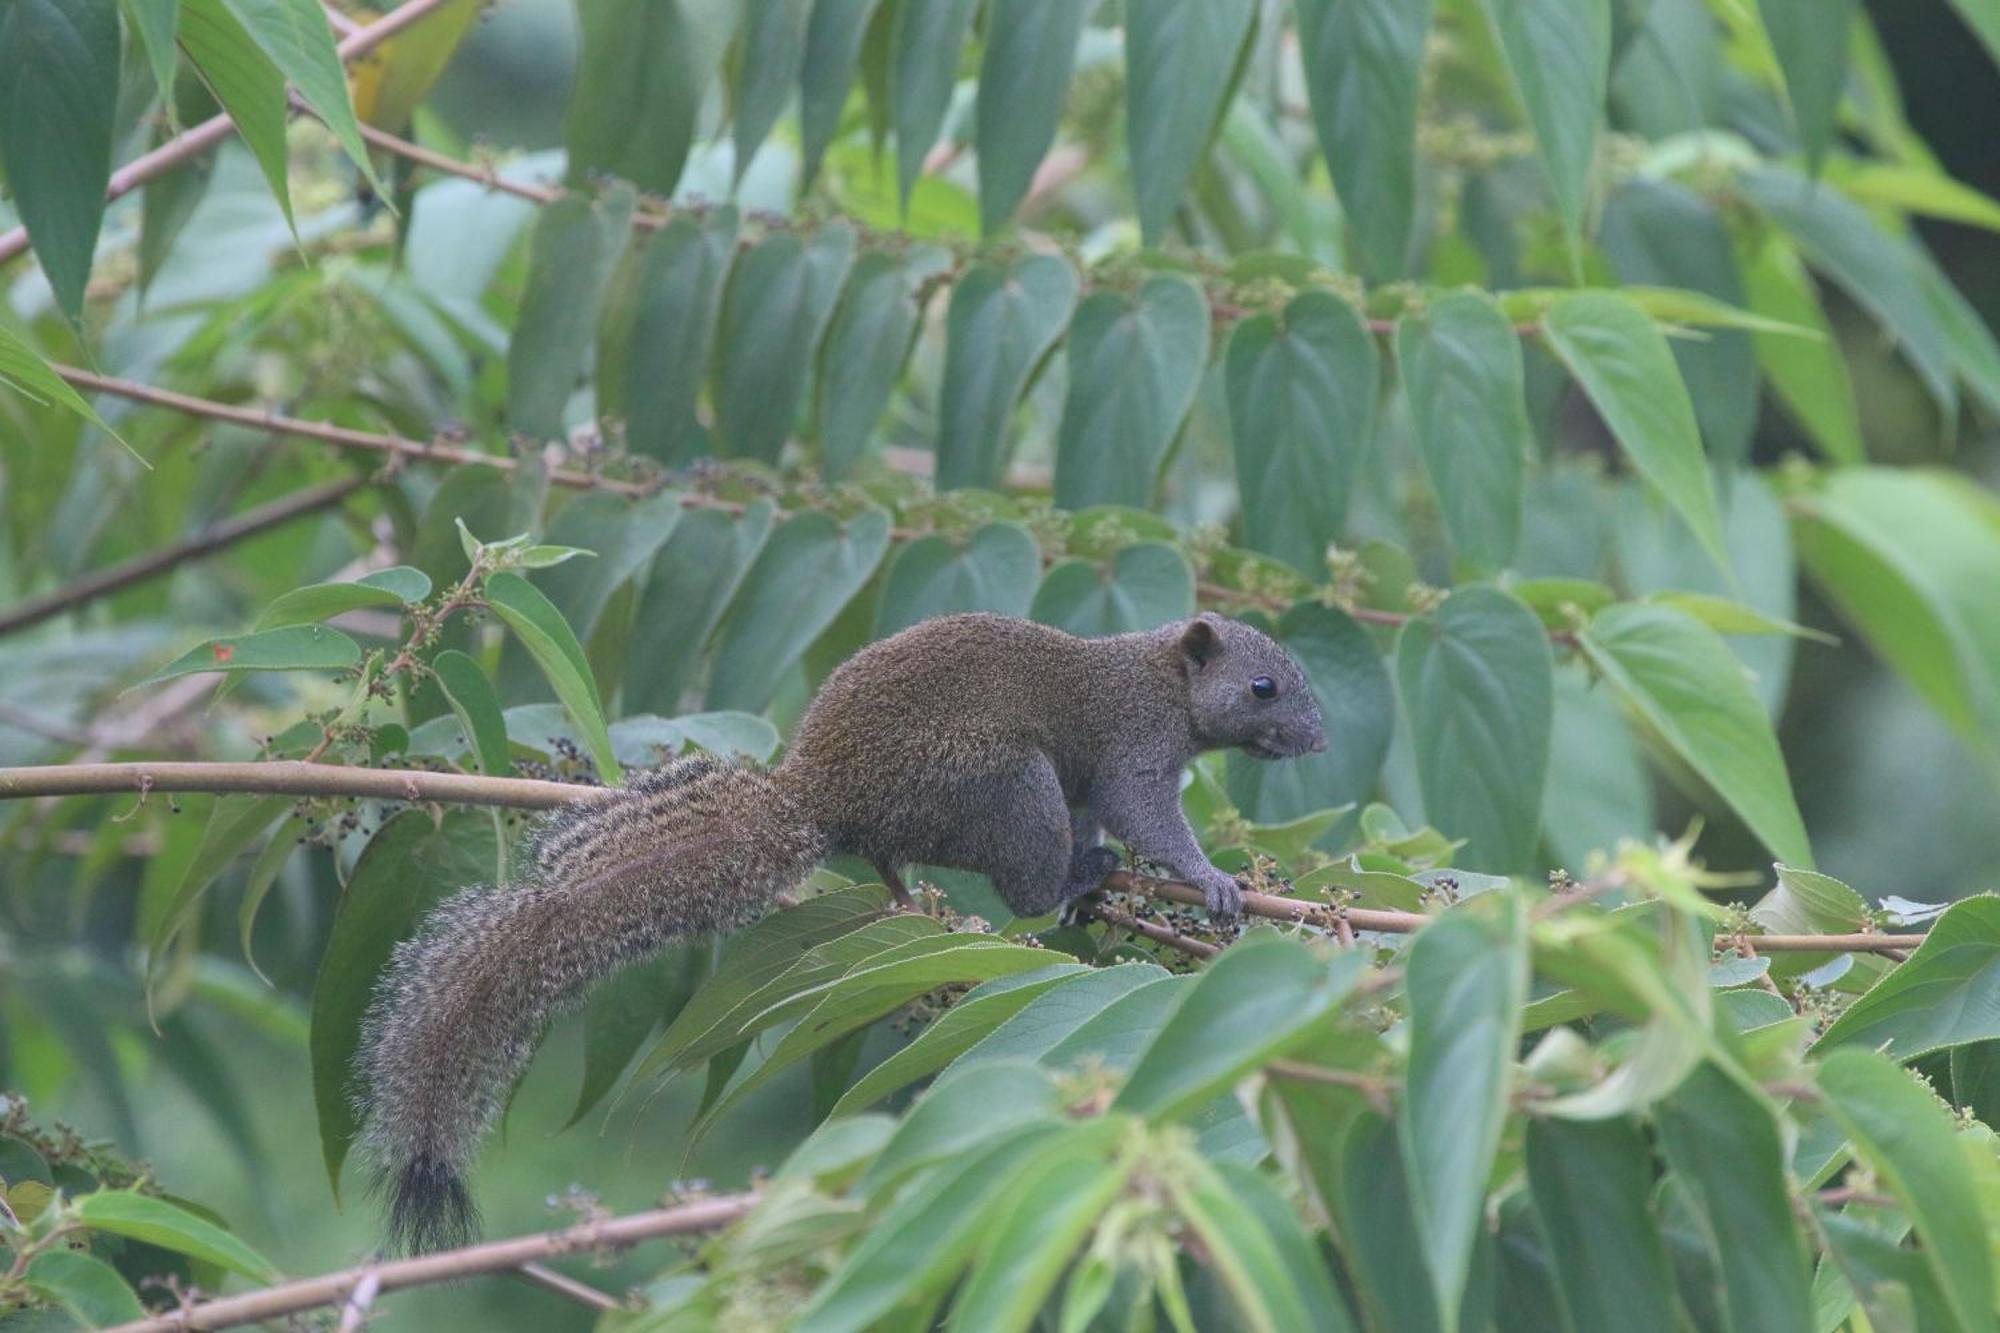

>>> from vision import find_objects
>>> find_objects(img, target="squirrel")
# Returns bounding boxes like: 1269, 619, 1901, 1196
355, 611, 1326, 1251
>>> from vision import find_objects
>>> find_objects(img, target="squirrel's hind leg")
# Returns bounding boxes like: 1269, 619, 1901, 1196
873, 862, 918, 910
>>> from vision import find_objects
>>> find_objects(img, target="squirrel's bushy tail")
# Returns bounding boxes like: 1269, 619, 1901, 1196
354, 756, 825, 1253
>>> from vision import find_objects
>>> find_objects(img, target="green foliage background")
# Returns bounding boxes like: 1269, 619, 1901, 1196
5, 0, 2000, 1329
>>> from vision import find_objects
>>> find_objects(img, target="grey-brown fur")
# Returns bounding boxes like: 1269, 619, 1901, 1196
356, 613, 1322, 1251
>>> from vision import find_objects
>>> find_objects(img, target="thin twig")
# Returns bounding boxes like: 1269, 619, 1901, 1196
1078, 897, 1220, 959
99, 1194, 759, 1333
0, 476, 368, 639
0, 0, 468, 267
514, 1261, 620, 1312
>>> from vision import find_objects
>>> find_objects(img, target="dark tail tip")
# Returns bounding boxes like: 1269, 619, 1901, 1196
380, 1155, 478, 1255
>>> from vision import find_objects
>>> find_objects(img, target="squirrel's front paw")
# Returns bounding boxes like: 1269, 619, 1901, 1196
1197, 869, 1244, 920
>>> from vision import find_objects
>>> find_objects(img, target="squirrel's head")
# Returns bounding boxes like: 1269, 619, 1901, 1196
1175, 614, 1327, 760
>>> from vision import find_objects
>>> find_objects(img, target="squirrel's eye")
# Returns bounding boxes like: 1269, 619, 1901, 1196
1251, 676, 1277, 700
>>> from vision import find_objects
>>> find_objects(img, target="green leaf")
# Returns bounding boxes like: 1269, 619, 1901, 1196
148, 794, 290, 986
74, 1188, 278, 1283
236, 818, 298, 984
705, 507, 893, 712
816, 244, 950, 479
830, 964, 1092, 1114
1296, 0, 1433, 277
947, 964, 1175, 1074
1599, 180, 1758, 468
712, 225, 857, 463
624, 499, 775, 715
1125, 0, 1256, 244
1580, 603, 1811, 867
935, 254, 1080, 490
1227, 602, 1394, 825
0, 324, 131, 451
1397, 587, 1554, 872
220, 0, 381, 191
525, 490, 681, 647
1735, 229, 1863, 464
1760, 0, 1855, 170
430, 649, 511, 777
1543, 291, 1729, 577
1029, 542, 1194, 636
309, 811, 496, 1196
1654, 1063, 1814, 1333
179, 0, 294, 228
889, 0, 980, 209
1215, 1161, 1359, 1333
1812, 896, 2000, 1059
1397, 291, 1530, 570
23, 1247, 147, 1326
1738, 166, 1956, 413
120, 0, 179, 101
1791, 467, 2000, 753
733, 0, 813, 176
1526, 1117, 1678, 1333
507, 183, 638, 442
565, 0, 735, 195
1829, 158, 2000, 235
1053, 276, 1212, 510
1166, 1152, 1325, 1333
864, 1058, 1063, 1191
1645, 592, 1832, 643
565, 946, 703, 1129
1819, 1210, 1955, 1333
875, 522, 1040, 639
1114, 932, 1364, 1121
1402, 894, 1529, 1326
1817, 1048, 1995, 1333
485, 571, 623, 784
800, 0, 884, 185
1226, 290, 1378, 574
599, 207, 739, 464
1479, 0, 1609, 260
254, 566, 431, 629
974, 0, 1091, 232
0, 0, 119, 322
140, 625, 361, 685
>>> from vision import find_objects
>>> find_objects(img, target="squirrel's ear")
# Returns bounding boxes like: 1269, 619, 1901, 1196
1179, 618, 1221, 668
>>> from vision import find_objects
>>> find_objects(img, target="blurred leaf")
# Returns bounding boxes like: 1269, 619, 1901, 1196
1543, 662, 1654, 869
733, 0, 813, 177
713, 225, 857, 462
1126, 0, 1256, 243
346, 0, 479, 131
706, 507, 892, 711
1819, 1210, 1955, 1333
1527, 1117, 1678, 1333
816, 244, 950, 479
974, 0, 1091, 232
74, 1188, 277, 1282
599, 207, 739, 464
1166, 1153, 1328, 1333
1030, 541, 1194, 636
1478, 0, 1608, 259
140, 625, 361, 685
486, 571, 624, 783
625, 500, 776, 715
148, 794, 289, 992
23, 1247, 146, 1326
1544, 291, 1729, 576
1760, 0, 1854, 170
1397, 291, 1529, 570
1580, 602, 1811, 869
1654, 1063, 1814, 1333
1736, 227, 1864, 464
430, 649, 510, 777
1215, 1160, 1359, 1332
1227, 290, 1378, 574
1115, 932, 1364, 1122
1053, 276, 1212, 510
1829, 158, 2000, 234
801, 0, 885, 185
1402, 894, 1529, 1325
890, 0, 980, 207
1952, 1040, 2000, 1125
308, 811, 496, 1197
1813, 897, 2000, 1059
1397, 587, 1554, 872
1645, 592, 1832, 642
254, 566, 430, 629
567, 0, 736, 195
831, 963, 1093, 1114
178, 0, 293, 227
1228, 602, 1394, 825
235, 818, 298, 983
0, 324, 130, 452
526, 490, 681, 645
0, 0, 119, 321
221, 0, 381, 189
120, 0, 178, 101
875, 522, 1040, 638
566, 947, 705, 1129
1817, 1048, 1995, 1333
507, 183, 638, 442
1296, 0, 1432, 276
936, 253, 1080, 490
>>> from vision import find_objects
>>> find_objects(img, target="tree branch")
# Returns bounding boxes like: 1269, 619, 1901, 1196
0, 476, 368, 639
100, 1194, 759, 1333
0, 0, 469, 268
